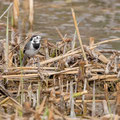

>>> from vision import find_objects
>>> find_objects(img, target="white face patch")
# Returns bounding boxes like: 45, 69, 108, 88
31, 35, 41, 44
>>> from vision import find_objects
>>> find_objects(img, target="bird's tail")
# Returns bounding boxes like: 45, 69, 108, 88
22, 55, 28, 66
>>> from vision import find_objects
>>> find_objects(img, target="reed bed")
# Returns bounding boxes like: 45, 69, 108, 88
0, 1, 120, 120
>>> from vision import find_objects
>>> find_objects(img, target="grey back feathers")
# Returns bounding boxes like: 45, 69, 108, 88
22, 35, 41, 66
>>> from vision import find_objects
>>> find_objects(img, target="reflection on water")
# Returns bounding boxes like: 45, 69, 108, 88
0, 0, 120, 49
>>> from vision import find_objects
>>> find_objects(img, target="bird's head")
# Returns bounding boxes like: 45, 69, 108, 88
30, 35, 41, 44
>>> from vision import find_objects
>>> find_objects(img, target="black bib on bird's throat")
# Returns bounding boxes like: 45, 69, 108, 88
33, 43, 40, 50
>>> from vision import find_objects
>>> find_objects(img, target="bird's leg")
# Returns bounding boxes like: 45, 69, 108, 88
33, 57, 36, 66
33, 56, 39, 66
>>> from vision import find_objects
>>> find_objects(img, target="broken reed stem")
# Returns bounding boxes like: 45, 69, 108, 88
91, 38, 120, 50
19, 51, 24, 105
5, 10, 9, 68
29, 0, 34, 30
92, 80, 96, 117
44, 39, 49, 59
71, 31, 77, 50
0, 3, 13, 19
71, 8, 88, 107
71, 21, 80, 50
70, 80, 76, 117
55, 27, 64, 42
13, 0, 19, 27
71, 8, 88, 64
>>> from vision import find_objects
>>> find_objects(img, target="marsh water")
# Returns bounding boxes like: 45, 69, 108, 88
0, 0, 120, 49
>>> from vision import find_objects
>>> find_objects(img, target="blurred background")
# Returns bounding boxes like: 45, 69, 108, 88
0, 0, 120, 49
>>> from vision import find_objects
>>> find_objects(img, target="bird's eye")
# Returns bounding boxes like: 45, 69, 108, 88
37, 36, 40, 39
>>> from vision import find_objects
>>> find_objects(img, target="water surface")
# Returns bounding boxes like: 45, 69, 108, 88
0, 0, 120, 49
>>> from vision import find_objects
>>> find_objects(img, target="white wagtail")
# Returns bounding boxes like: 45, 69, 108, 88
22, 35, 41, 66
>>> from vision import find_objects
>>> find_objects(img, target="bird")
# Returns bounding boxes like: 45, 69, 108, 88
22, 35, 42, 66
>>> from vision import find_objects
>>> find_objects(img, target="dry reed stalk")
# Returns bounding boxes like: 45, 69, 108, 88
100, 114, 120, 120
38, 38, 120, 66
92, 80, 95, 117
4, 10, 10, 69
9, 82, 77, 94
89, 37, 94, 48
71, 8, 88, 64
53, 105, 69, 120
48, 106, 54, 120
103, 100, 109, 115
2, 71, 79, 79
16, 67, 78, 75
76, 100, 115, 103
70, 80, 76, 118
22, 0, 29, 36
51, 91, 87, 103
0, 85, 11, 97
67, 46, 80, 53
29, 0, 34, 30
63, 41, 67, 55
40, 48, 82, 65
104, 83, 109, 102
114, 115, 119, 120
71, 9, 88, 110
55, 27, 64, 42
71, 21, 80, 50
91, 38, 120, 49
22, 0, 29, 13
104, 83, 112, 115
13, 0, 19, 27
71, 38, 120, 54
44, 39, 49, 59
8, 66, 58, 70
0, 3, 13, 19
2, 74, 39, 79
6, 67, 108, 76
116, 82, 120, 115
9, 37, 28, 54
35, 96, 47, 117
8, 48, 13, 67
102, 78, 118, 82
71, 30, 77, 50
88, 75, 117, 81
0, 97, 22, 111
99, 49, 120, 54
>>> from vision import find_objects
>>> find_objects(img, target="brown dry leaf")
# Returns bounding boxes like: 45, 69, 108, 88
95, 51, 109, 64
48, 106, 54, 120
35, 96, 47, 118
23, 102, 31, 111
23, 102, 35, 118
64, 38, 72, 42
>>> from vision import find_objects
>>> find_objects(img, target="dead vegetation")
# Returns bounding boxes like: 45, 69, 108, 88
0, 0, 120, 120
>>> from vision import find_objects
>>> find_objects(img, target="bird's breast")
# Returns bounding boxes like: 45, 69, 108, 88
25, 49, 39, 57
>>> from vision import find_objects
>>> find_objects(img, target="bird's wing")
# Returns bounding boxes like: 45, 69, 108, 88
23, 41, 31, 54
